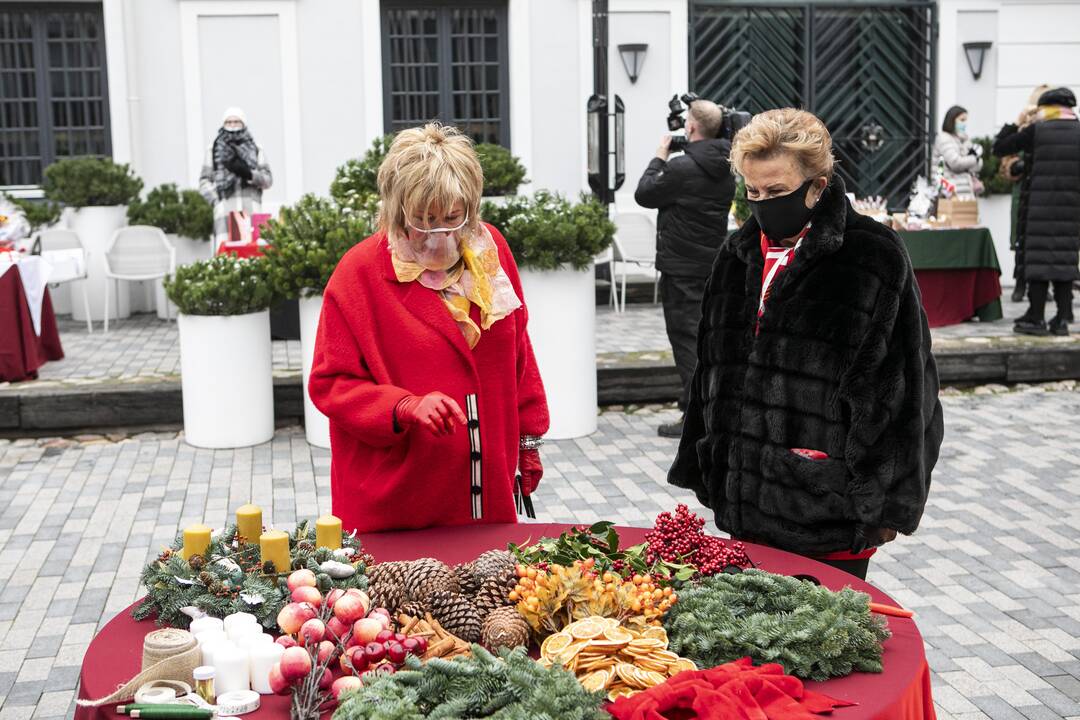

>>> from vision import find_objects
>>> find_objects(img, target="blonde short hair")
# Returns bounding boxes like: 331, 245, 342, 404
377, 123, 483, 238
689, 100, 724, 139
730, 108, 835, 180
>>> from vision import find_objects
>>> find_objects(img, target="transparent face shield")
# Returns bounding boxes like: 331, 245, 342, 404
403, 208, 469, 271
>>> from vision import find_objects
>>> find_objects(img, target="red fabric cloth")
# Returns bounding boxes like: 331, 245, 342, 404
818, 548, 877, 561
216, 242, 263, 258
0, 267, 63, 382
913, 268, 1001, 328
607, 657, 856, 719
308, 224, 549, 534
75, 525, 935, 720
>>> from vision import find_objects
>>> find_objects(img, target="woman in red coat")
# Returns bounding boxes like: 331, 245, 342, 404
309, 124, 549, 534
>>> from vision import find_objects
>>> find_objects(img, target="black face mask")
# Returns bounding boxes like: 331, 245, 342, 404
748, 179, 817, 241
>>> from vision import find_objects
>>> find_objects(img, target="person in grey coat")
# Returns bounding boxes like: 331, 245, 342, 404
198, 107, 273, 248
933, 105, 982, 199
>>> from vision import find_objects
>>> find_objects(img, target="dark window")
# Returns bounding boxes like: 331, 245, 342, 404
0, 4, 110, 186
382, 0, 509, 147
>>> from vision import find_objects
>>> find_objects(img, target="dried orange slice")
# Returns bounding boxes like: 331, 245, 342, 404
555, 640, 587, 667
603, 626, 634, 644
670, 658, 698, 674
541, 632, 573, 659
640, 669, 668, 687
569, 619, 604, 640
641, 626, 669, 642
579, 668, 612, 692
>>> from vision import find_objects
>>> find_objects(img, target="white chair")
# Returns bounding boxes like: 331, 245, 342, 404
612, 212, 659, 312
32, 228, 93, 333
594, 245, 620, 311
103, 226, 176, 333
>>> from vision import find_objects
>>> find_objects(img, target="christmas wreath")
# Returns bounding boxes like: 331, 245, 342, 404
133, 520, 371, 630
663, 570, 891, 681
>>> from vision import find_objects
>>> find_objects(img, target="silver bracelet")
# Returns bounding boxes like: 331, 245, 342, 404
519, 435, 545, 450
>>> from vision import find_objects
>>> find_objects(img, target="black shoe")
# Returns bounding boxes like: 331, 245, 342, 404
1011, 285, 1026, 302
1014, 319, 1050, 336
1049, 316, 1070, 336
658, 417, 684, 438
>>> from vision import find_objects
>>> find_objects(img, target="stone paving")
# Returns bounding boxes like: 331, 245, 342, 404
5, 293, 1077, 392
0, 388, 1079, 718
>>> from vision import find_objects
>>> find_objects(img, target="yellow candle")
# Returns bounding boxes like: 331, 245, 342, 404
182, 524, 212, 560
235, 504, 263, 544
260, 530, 291, 575
316, 515, 342, 550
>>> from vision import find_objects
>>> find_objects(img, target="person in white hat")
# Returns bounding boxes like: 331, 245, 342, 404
198, 107, 273, 248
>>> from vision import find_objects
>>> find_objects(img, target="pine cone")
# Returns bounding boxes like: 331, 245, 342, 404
367, 561, 408, 612
188, 554, 205, 571
428, 590, 482, 643
399, 599, 428, 619
473, 567, 518, 618
470, 550, 516, 585
480, 606, 530, 651
403, 558, 459, 604
453, 562, 479, 597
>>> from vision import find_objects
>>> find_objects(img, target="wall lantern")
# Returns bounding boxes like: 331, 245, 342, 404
617, 43, 648, 84
962, 41, 992, 81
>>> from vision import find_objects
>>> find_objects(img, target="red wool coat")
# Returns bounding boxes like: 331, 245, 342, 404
308, 224, 549, 534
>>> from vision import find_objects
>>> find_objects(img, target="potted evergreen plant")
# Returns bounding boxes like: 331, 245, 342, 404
128, 183, 215, 318
261, 194, 379, 448
475, 143, 528, 203
164, 255, 276, 448
482, 192, 614, 438
42, 157, 143, 322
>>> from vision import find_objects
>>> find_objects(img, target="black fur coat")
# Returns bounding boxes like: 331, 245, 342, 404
668, 176, 944, 556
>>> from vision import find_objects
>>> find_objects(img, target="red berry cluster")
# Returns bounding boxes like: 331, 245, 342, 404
644, 505, 750, 576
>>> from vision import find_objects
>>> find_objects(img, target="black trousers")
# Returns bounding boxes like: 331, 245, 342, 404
816, 556, 870, 580
660, 274, 708, 411
1026, 280, 1072, 321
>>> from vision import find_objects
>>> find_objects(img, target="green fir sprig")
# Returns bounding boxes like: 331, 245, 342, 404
664, 570, 891, 681
332, 645, 607, 720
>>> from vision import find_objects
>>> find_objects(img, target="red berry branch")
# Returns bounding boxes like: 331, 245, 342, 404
644, 505, 751, 577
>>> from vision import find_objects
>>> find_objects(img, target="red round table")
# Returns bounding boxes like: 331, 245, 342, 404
76, 524, 935, 719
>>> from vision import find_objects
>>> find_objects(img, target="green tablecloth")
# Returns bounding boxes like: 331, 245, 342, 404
897, 228, 1001, 272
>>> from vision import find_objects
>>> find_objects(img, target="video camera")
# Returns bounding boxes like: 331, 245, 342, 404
666, 92, 752, 152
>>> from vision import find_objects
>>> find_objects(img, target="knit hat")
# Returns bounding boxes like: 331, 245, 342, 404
221, 106, 247, 125
1037, 87, 1076, 108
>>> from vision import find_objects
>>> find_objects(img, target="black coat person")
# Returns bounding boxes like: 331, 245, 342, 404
993, 87, 1080, 336
634, 100, 736, 438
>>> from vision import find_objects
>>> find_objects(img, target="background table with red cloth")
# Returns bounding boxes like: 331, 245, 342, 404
76, 524, 935, 720
899, 228, 1003, 328
0, 264, 62, 381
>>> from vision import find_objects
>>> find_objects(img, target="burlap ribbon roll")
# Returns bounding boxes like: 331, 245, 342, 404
77, 628, 201, 708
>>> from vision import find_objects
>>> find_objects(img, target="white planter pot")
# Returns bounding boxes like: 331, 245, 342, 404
178, 310, 275, 448
154, 235, 211, 319
979, 194, 1015, 287
519, 265, 597, 439
68, 205, 130, 322
298, 294, 331, 448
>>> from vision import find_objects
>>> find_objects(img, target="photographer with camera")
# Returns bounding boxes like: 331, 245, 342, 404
634, 96, 737, 438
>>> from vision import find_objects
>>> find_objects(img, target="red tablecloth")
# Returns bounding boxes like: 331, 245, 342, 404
76, 524, 935, 720
915, 268, 1002, 328
0, 265, 63, 382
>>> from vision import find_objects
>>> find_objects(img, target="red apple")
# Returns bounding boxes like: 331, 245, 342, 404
287, 569, 317, 592
277, 602, 317, 635
269, 664, 292, 695
370, 607, 391, 619
370, 612, 392, 631
371, 661, 396, 676
319, 667, 334, 690
344, 589, 371, 616
386, 642, 407, 665
299, 618, 326, 644
291, 585, 323, 607
346, 646, 368, 674
326, 588, 346, 609
364, 641, 386, 664
333, 592, 367, 624
327, 616, 351, 641
402, 637, 421, 655
411, 636, 428, 655
351, 618, 383, 645
275, 635, 298, 650
280, 646, 313, 682
374, 629, 395, 645
317, 640, 336, 664
331, 675, 363, 701
393, 632, 408, 644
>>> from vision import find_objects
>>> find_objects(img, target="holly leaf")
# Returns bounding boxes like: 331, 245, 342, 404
606, 527, 620, 554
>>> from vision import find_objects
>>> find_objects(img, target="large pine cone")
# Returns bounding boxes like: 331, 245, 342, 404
403, 558, 460, 604
470, 549, 516, 586
398, 599, 428, 619
428, 590, 483, 643
481, 606, 530, 651
473, 566, 518, 618
453, 562, 479, 597
367, 561, 408, 612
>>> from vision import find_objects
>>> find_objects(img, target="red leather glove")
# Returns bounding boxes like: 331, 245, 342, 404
519, 448, 543, 496
394, 393, 466, 436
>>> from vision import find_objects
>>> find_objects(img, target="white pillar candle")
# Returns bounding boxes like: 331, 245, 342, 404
239, 633, 274, 651
215, 644, 251, 694
189, 617, 225, 637
249, 642, 284, 695
223, 612, 258, 634
227, 621, 263, 644
201, 639, 235, 669
195, 629, 228, 648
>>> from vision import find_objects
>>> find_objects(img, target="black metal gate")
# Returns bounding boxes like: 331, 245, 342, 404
691, 1, 936, 208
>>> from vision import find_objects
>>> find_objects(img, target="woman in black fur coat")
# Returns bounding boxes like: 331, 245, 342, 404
668, 109, 944, 580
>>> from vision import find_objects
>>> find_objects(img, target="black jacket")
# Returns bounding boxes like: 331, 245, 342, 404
634, 139, 736, 278
668, 176, 944, 556
993, 119, 1080, 282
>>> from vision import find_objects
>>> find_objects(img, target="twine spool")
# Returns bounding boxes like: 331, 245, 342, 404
77, 629, 201, 708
